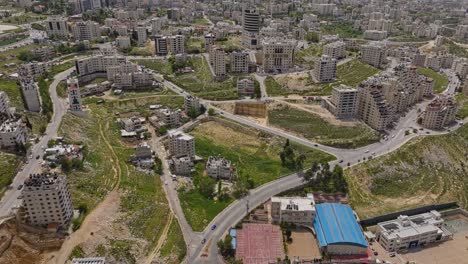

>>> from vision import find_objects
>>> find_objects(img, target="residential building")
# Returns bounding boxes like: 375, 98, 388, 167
420, 96, 458, 130
421, 76, 435, 97
323, 41, 346, 60
237, 78, 255, 97
168, 130, 195, 158
204, 33, 216, 49
167, 35, 185, 54
19, 62, 50, 79
154, 35, 168, 56
72, 20, 101, 41
136, 26, 147, 47
322, 84, 358, 119
22, 173, 73, 228
46, 16, 68, 38
67, 78, 82, 112
33, 46, 56, 62
116, 36, 131, 50
314, 55, 337, 83
413, 53, 426, 67
210, 46, 226, 77
171, 155, 194, 176
206, 156, 234, 180
133, 142, 153, 169
184, 95, 201, 113
271, 194, 315, 225
361, 42, 386, 68
120, 116, 144, 132
242, 8, 261, 49
230, 51, 249, 74
0, 92, 13, 117
19, 77, 41, 112
376, 211, 451, 252
357, 81, 394, 131
262, 39, 295, 73
0, 118, 27, 148
425, 56, 441, 72
155, 108, 180, 128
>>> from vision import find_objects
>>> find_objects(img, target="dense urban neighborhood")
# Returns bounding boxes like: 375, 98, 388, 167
0, 0, 467, 264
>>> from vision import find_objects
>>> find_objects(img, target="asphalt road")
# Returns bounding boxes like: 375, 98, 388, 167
0, 67, 73, 219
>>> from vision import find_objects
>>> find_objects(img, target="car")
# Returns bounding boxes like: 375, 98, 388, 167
365, 150, 370, 153
391, 135, 395, 138
35, 155, 40, 159
164, 181, 168, 185
373, 251, 378, 256
201, 238, 206, 244
211, 224, 217, 230
17, 184, 23, 190
389, 252, 396, 257
29, 155, 33, 159
339, 160, 343, 163
314, 144, 318, 147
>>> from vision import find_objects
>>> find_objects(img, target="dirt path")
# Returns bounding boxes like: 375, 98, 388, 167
51, 120, 122, 264
144, 213, 174, 264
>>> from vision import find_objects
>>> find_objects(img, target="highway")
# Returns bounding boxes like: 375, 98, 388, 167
0, 67, 73, 218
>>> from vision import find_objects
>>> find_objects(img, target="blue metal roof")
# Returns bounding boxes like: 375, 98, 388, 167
313, 203, 368, 248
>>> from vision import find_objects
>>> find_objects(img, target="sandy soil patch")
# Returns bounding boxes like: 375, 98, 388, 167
287, 228, 321, 261
0, 24, 18, 33
276, 72, 321, 91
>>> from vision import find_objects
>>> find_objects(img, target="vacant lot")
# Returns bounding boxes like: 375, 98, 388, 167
455, 93, 468, 119
168, 57, 238, 100
0, 152, 20, 198
337, 59, 381, 87
0, 43, 46, 74
159, 218, 187, 264
295, 44, 323, 69
417, 67, 449, 93
0, 77, 22, 108
287, 228, 321, 261
132, 59, 173, 76
268, 106, 380, 148
345, 125, 468, 219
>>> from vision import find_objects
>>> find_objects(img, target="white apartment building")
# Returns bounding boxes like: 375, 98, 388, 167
72, 20, 101, 41
67, 78, 82, 112
323, 41, 346, 60
271, 194, 316, 225
206, 156, 234, 180
184, 95, 201, 113
230, 51, 249, 74
361, 42, 386, 68
210, 46, 226, 77
322, 84, 358, 119
19, 62, 50, 79
136, 26, 147, 47
421, 95, 458, 130
19, 77, 41, 113
46, 16, 68, 38
376, 211, 450, 252
314, 55, 337, 83
357, 81, 394, 131
242, 8, 261, 49
116, 36, 131, 50
167, 35, 185, 55
168, 130, 195, 158
22, 173, 74, 228
237, 78, 255, 97
0, 118, 27, 148
262, 39, 295, 73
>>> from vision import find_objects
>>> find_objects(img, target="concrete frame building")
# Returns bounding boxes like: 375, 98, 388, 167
271, 194, 315, 225
19, 77, 41, 113
262, 39, 295, 73
155, 35, 185, 55
420, 95, 458, 130
314, 55, 337, 83
72, 20, 101, 41
22, 173, 74, 229
322, 84, 358, 119
184, 95, 201, 113
210, 46, 227, 78
237, 78, 255, 97
206, 156, 234, 180
361, 42, 386, 68
46, 16, 68, 39
0, 118, 27, 149
168, 130, 195, 158
171, 155, 194, 176
67, 78, 82, 112
357, 81, 394, 131
323, 41, 346, 60
136, 26, 147, 47
116, 36, 131, 50
230, 51, 249, 74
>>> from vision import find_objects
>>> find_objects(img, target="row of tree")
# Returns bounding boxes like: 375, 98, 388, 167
303, 162, 348, 193
279, 139, 306, 169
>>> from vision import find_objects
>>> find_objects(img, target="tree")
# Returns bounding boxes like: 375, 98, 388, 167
208, 108, 215, 116
197, 176, 216, 198
60, 157, 72, 173
18, 50, 40, 62
218, 235, 234, 257
253, 80, 261, 98
187, 106, 199, 119
154, 156, 163, 174
296, 154, 306, 168
157, 126, 168, 135
305, 32, 320, 43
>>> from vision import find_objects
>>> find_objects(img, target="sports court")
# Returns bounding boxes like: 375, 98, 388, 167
235, 223, 285, 264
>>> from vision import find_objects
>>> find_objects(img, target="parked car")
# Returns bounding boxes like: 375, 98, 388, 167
17, 184, 23, 190
211, 224, 217, 230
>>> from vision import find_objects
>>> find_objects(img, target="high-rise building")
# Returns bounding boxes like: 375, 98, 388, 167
116, 36, 131, 50
322, 84, 358, 119
19, 76, 41, 113
168, 130, 195, 158
136, 26, 147, 47
323, 41, 346, 60
67, 78, 82, 112
230, 51, 249, 74
0, 92, 13, 117
357, 81, 394, 131
361, 42, 386, 68
262, 39, 295, 73
72, 20, 101, 41
22, 173, 73, 228
242, 8, 261, 49
46, 16, 68, 39
167, 35, 185, 54
155, 35, 168, 56
184, 95, 201, 113
210, 46, 226, 77
314, 55, 337, 83
420, 96, 458, 130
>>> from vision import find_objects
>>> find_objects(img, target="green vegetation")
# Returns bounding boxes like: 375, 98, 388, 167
132, 59, 173, 76
216, 36, 242, 53
295, 45, 323, 68
268, 106, 380, 148
48, 60, 75, 78
337, 59, 381, 87
160, 219, 187, 264
69, 245, 85, 259
265, 76, 290, 96
0, 153, 20, 198
0, 43, 45, 74
417, 67, 449, 93
0, 78, 22, 108
167, 57, 238, 100
345, 124, 468, 219
37, 78, 53, 120
186, 37, 204, 54
0, 34, 27, 47
320, 22, 363, 38
17, 50, 41, 62
446, 41, 468, 59
194, 18, 210, 25
455, 93, 468, 119
0, 13, 46, 24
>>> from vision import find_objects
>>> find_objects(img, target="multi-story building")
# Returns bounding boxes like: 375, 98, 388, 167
210, 46, 226, 77
357, 80, 394, 131
116, 36, 131, 50
19, 62, 50, 79
421, 76, 435, 97
67, 78, 82, 112
314, 55, 337, 83
154, 35, 168, 56
46, 16, 68, 38
72, 20, 101, 41
22, 173, 74, 228
204, 33, 216, 49
271, 194, 315, 225
155, 108, 180, 128
0, 92, 13, 117
33, 46, 56, 62
168, 130, 195, 158
206, 156, 234, 180
237, 78, 255, 97
322, 84, 358, 119
323, 41, 346, 60
425, 56, 441, 72
136, 26, 147, 47
171, 155, 194, 176
242, 8, 261, 49
361, 42, 386, 68
167, 35, 185, 54
412, 53, 426, 67
0, 118, 27, 148
19, 76, 41, 113
376, 211, 450, 252
184, 95, 201, 113
262, 39, 295, 73
230, 51, 249, 74
420, 96, 458, 130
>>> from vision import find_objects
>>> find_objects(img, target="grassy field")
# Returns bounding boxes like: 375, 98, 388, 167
186, 37, 204, 54
216, 36, 242, 52
0, 153, 20, 198
0, 13, 45, 24
180, 120, 334, 231
0, 77, 22, 108
295, 45, 323, 69
268, 106, 380, 148
345, 124, 468, 219
417, 67, 449, 93
160, 218, 187, 264
0, 43, 45, 74
320, 22, 363, 38
456, 93, 468, 119
168, 57, 238, 100
132, 59, 173, 76
194, 18, 210, 25
337, 59, 380, 87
